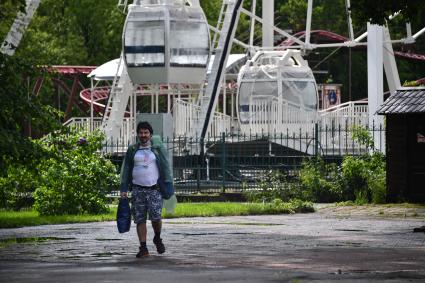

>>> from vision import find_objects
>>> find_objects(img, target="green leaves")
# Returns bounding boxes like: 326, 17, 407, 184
32, 129, 119, 215
350, 0, 421, 25
0, 54, 63, 175
299, 157, 343, 203
0, 127, 119, 215
298, 126, 386, 204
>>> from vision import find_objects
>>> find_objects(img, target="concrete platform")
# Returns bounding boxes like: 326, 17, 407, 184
0, 205, 424, 282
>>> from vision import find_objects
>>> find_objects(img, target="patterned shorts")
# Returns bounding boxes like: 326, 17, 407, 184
131, 187, 163, 224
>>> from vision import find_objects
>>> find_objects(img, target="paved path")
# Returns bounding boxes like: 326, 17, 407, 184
0, 206, 424, 282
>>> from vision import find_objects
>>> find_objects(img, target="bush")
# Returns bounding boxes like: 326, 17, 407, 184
340, 152, 386, 204
245, 170, 308, 202
0, 164, 38, 210
297, 125, 386, 204
299, 157, 344, 202
341, 156, 368, 201
32, 129, 119, 215
339, 126, 386, 204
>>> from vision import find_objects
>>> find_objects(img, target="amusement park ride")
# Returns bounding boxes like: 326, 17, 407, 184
2, 0, 425, 155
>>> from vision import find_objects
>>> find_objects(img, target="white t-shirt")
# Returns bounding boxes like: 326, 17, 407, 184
132, 148, 159, 187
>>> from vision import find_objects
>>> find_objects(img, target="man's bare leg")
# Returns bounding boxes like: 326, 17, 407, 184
137, 223, 147, 242
152, 220, 165, 254
136, 223, 149, 257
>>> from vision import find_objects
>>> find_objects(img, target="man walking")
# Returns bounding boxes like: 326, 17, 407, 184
120, 121, 173, 257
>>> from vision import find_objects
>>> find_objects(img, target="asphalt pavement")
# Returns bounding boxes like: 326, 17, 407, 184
0, 205, 424, 282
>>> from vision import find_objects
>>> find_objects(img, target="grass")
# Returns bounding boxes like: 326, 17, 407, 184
0, 200, 314, 228
0, 209, 117, 228
166, 200, 314, 218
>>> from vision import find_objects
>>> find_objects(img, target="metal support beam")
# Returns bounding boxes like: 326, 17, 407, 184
367, 23, 385, 151
383, 27, 401, 95
262, 0, 274, 47
249, 0, 257, 50
65, 76, 80, 120
345, 0, 354, 41
240, 8, 305, 47
305, 0, 313, 46
1, 0, 41, 56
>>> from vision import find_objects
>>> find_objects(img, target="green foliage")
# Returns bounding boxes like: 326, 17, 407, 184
245, 170, 308, 203
299, 158, 344, 203
351, 125, 374, 149
0, 165, 39, 210
350, 0, 421, 25
0, 0, 26, 39
0, 0, 124, 65
341, 152, 386, 204
340, 156, 367, 201
403, 80, 425, 87
278, 0, 309, 33
340, 125, 386, 204
33, 129, 119, 215
297, 127, 386, 204
0, 54, 62, 176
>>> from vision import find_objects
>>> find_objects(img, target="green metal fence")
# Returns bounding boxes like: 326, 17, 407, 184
105, 123, 385, 195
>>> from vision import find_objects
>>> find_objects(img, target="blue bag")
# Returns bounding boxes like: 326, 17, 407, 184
117, 198, 131, 233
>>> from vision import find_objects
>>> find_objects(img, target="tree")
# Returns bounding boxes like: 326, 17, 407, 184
2, 0, 125, 66
0, 0, 26, 40
350, 0, 423, 26
0, 54, 62, 176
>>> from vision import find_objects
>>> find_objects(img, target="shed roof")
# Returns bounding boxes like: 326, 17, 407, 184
377, 88, 425, 115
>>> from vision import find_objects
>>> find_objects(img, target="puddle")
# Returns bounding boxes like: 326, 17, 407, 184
0, 237, 75, 248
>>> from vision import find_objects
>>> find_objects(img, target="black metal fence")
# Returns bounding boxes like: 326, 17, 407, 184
105, 123, 386, 195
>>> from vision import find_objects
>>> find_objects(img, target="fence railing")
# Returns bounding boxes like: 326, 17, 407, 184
240, 96, 319, 137
173, 98, 234, 137
101, 123, 385, 194
65, 99, 371, 152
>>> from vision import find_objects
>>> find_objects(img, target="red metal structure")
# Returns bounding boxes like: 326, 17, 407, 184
32, 65, 96, 120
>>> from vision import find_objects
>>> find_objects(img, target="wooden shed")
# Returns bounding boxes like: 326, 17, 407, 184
377, 88, 425, 203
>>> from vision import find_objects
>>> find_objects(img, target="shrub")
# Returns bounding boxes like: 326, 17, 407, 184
245, 170, 308, 202
33, 129, 119, 215
299, 157, 343, 202
341, 155, 368, 201
340, 126, 386, 204
0, 164, 38, 210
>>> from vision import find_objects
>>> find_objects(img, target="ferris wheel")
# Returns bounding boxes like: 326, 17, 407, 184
2, 0, 424, 152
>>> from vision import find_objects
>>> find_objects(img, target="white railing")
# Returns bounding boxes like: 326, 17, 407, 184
240, 97, 319, 137
173, 98, 233, 138
318, 100, 371, 154
63, 117, 136, 146
319, 100, 369, 128
64, 99, 380, 155
63, 117, 103, 132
